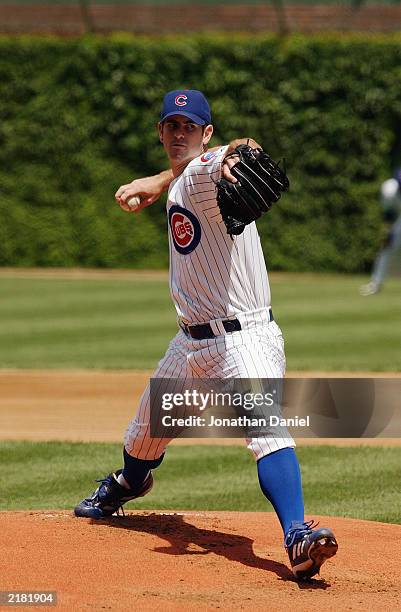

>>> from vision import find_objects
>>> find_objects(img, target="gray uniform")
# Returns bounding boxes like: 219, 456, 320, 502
360, 177, 401, 295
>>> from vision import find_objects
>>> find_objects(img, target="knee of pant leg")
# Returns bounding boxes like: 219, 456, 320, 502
246, 437, 296, 461
124, 434, 170, 461
124, 417, 170, 460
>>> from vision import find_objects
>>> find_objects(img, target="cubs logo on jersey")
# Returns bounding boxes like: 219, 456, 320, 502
168, 205, 201, 254
200, 151, 217, 163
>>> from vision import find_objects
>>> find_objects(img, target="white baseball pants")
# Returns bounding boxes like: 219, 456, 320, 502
124, 307, 295, 461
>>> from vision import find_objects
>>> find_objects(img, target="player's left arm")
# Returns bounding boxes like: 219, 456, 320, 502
221, 138, 261, 183
207, 138, 261, 184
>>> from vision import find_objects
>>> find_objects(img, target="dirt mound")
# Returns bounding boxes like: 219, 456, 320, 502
1, 511, 399, 611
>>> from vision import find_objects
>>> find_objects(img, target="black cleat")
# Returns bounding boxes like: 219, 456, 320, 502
74, 469, 153, 519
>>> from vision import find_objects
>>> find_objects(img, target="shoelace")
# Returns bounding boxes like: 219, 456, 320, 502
285, 519, 319, 548
94, 476, 125, 517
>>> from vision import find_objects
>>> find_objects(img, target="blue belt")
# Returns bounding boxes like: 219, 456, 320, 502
180, 309, 274, 340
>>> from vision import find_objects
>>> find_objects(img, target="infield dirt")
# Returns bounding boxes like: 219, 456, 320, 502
1, 511, 400, 611
1, 369, 399, 445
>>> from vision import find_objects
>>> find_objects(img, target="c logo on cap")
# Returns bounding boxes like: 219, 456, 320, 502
175, 95, 188, 107
169, 205, 201, 254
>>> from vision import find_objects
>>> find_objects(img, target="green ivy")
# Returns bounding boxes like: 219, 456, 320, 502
1, 34, 400, 271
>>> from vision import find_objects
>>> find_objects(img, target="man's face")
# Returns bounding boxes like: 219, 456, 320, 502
158, 115, 213, 168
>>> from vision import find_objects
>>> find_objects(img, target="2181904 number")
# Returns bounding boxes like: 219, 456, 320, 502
0, 592, 56, 606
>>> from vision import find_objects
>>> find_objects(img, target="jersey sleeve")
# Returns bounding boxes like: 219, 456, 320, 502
184, 145, 229, 220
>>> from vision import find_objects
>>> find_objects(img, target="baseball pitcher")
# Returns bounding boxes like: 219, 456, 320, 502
74, 90, 338, 580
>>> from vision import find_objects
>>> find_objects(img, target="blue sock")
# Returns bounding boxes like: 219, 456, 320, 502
257, 447, 304, 538
122, 447, 165, 489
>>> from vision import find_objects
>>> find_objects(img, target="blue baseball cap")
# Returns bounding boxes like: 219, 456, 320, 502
160, 89, 211, 125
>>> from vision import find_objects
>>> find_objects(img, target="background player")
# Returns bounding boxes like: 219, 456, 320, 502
74, 89, 338, 580
360, 169, 401, 295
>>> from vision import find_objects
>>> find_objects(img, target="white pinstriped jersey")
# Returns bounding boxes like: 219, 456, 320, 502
167, 146, 272, 324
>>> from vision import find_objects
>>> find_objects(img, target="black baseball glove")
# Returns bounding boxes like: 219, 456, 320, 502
216, 144, 289, 236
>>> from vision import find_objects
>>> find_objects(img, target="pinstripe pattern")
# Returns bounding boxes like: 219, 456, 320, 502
124, 145, 294, 461
124, 315, 295, 461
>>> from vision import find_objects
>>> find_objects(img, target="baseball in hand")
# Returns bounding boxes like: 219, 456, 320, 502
127, 195, 141, 211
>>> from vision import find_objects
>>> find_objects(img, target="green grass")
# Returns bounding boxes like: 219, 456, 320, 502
1, 442, 400, 523
273, 274, 401, 371
0, 273, 400, 371
0, 276, 177, 370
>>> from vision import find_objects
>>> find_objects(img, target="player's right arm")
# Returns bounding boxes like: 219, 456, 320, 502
114, 137, 255, 213
115, 169, 174, 213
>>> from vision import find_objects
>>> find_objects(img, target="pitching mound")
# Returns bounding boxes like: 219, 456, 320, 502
1, 512, 399, 611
